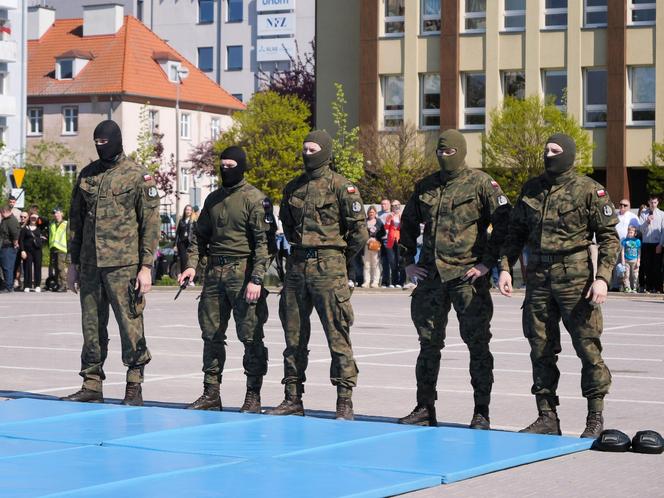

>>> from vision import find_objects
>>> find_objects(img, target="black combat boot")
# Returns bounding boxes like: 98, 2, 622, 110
398, 404, 437, 426
266, 394, 305, 416
122, 382, 143, 406
60, 387, 104, 403
240, 389, 261, 414
335, 397, 354, 421
519, 410, 562, 435
469, 405, 490, 430
580, 411, 604, 439
186, 383, 222, 411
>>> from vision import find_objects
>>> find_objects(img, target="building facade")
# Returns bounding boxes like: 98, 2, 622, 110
316, 0, 664, 203
33, 0, 316, 104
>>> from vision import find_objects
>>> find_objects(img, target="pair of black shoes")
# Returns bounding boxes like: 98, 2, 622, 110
592, 429, 664, 454
60, 383, 143, 406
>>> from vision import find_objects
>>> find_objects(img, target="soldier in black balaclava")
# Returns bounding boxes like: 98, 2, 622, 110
219, 145, 247, 188
543, 132, 576, 182
93, 120, 124, 163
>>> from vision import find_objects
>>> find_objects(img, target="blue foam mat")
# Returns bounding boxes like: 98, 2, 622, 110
0, 398, 121, 426
0, 436, 83, 460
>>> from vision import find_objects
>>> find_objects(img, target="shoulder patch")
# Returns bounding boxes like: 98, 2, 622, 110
498, 195, 508, 206
596, 189, 607, 198
143, 174, 153, 182
346, 185, 357, 194
147, 186, 158, 198
352, 201, 362, 213
491, 180, 500, 190
603, 205, 613, 217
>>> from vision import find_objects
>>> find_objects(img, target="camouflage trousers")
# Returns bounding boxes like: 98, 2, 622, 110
523, 254, 611, 412
279, 250, 358, 398
198, 258, 268, 390
411, 272, 494, 406
50, 249, 67, 290
79, 264, 151, 391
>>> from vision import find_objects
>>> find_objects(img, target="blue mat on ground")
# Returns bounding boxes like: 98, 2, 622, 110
0, 398, 592, 497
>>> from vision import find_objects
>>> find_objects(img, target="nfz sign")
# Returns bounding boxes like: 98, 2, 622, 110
257, 13, 295, 36
256, 0, 295, 12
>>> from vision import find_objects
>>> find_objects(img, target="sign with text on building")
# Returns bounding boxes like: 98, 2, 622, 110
256, 38, 296, 62
257, 13, 295, 37
256, 0, 295, 13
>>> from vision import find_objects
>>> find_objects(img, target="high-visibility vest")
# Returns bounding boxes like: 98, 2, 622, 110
49, 220, 68, 253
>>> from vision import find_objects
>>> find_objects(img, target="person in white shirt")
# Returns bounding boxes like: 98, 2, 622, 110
638, 195, 664, 293
611, 199, 640, 290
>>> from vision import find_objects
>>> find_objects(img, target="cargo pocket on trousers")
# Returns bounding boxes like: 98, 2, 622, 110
128, 279, 145, 318
334, 284, 354, 327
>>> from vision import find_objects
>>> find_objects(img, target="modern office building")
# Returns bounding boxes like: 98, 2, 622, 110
31, 0, 316, 104
316, 0, 663, 203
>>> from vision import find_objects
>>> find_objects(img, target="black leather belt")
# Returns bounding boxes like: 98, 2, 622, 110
209, 255, 243, 266
292, 248, 342, 260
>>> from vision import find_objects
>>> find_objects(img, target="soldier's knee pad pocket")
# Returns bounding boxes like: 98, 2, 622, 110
334, 284, 354, 326
128, 280, 145, 318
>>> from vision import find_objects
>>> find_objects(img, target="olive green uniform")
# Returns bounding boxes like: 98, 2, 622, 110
187, 179, 275, 390
500, 171, 619, 412
401, 168, 511, 406
278, 165, 368, 397
68, 155, 160, 391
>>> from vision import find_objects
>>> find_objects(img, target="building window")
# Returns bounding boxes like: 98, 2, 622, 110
210, 117, 221, 139
168, 62, 184, 83
384, 0, 405, 36
62, 106, 78, 135
227, 0, 242, 22
543, 70, 567, 109
628, 66, 655, 124
148, 110, 159, 132
464, 0, 486, 33
232, 93, 243, 102
584, 68, 607, 126
584, 0, 607, 27
227, 46, 242, 71
57, 59, 74, 80
28, 107, 44, 136
544, 0, 568, 29
421, 0, 441, 34
381, 75, 404, 129
503, 0, 526, 31
198, 0, 214, 23
420, 74, 440, 129
180, 113, 191, 139
462, 72, 486, 128
630, 0, 656, 25
180, 168, 190, 193
62, 164, 77, 179
198, 47, 213, 72
502, 71, 525, 99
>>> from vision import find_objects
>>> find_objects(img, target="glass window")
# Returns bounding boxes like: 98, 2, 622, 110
464, 0, 486, 32
584, 68, 607, 125
544, 0, 567, 29
421, 0, 441, 34
630, 0, 656, 25
227, 0, 242, 22
28, 107, 43, 135
382, 75, 404, 129
168, 63, 181, 82
180, 113, 191, 139
584, 0, 607, 27
629, 66, 655, 124
502, 71, 525, 99
543, 70, 567, 108
227, 46, 242, 71
463, 72, 486, 128
210, 117, 220, 139
232, 93, 243, 102
420, 74, 440, 128
148, 110, 159, 132
62, 164, 77, 179
504, 0, 525, 31
59, 59, 73, 80
198, 0, 214, 23
198, 47, 213, 72
63, 106, 78, 134
385, 0, 405, 36
180, 168, 190, 193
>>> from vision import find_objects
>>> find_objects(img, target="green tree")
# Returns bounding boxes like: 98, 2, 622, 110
129, 104, 163, 174
22, 166, 74, 218
214, 91, 311, 201
25, 140, 74, 169
482, 96, 594, 201
331, 83, 364, 183
644, 142, 664, 197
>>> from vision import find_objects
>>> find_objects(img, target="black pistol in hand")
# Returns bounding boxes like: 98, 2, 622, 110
174, 276, 190, 301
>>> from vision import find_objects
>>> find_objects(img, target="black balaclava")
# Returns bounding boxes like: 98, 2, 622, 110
219, 146, 247, 188
544, 133, 576, 176
436, 129, 467, 177
302, 130, 333, 172
93, 120, 123, 162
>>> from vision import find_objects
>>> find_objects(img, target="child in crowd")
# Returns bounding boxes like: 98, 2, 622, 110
621, 224, 641, 293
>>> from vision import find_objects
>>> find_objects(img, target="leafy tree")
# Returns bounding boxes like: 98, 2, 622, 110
129, 104, 164, 174
482, 96, 594, 201
187, 140, 217, 177
212, 91, 311, 201
25, 140, 74, 170
331, 83, 364, 183
154, 154, 177, 198
22, 166, 74, 218
644, 141, 664, 197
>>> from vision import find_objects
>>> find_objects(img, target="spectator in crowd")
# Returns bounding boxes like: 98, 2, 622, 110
19, 213, 46, 292
377, 198, 391, 286
0, 205, 20, 292
362, 206, 386, 288
621, 224, 641, 293
638, 194, 664, 293
611, 199, 639, 290
8, 195, 20, 220
175, 204, 195, 274
384, 200, 403, 288
48, 207, 68, 292
13, 212, 28, 289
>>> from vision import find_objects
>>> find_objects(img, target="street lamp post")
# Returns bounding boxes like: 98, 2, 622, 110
174, 67, 189, 223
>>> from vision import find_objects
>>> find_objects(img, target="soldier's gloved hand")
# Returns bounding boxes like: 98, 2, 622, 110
135, 266, 152, 297
497, 270, 512, 297
586, 278, 608, 305
67, 265, 80, 294
244, 282, 261, 304
462, 263, 489, 283
405, 264, 428, 281
178, 267, 196, 286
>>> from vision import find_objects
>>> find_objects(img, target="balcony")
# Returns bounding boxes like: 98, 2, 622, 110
0, 0, 18, 10
0, 40, 16, 62
0, 94, 15, 116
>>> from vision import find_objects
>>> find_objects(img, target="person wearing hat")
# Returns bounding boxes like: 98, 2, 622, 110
267, 130, 368, 420
48, 207, 68, 292
497, 133, 619, 438
178, 145, 276, 413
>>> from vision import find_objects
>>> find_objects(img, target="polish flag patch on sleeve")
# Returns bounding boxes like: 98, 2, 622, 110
346, 185, 356, 194
596, 189, 606, 198
143, 174, 153, 182
491, 180, 500, 190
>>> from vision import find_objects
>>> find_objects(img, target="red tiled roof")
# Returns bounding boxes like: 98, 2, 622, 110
28, 16, 245, 111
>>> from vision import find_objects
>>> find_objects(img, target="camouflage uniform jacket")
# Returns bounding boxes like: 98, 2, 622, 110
280, 166, 368, 260
499, 172, 619, 283
68, 155, 160, 268
187, 179, 276, 280
400, 168, 511, 282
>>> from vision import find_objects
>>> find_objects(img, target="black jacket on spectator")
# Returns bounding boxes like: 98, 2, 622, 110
367, 218, 386, 241
19, 226, 45, 252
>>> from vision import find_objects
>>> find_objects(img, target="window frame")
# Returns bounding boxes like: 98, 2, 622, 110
62, 106, 78, 135
384, 0, 405, 37
543, 0, 568, 30
628, 66, 656, 126
542, 69, 568, 110
62, 164, 78, 179
629, 1, 656, 26
421, 0, 441, 35
198, 0, 214, 24
180, 112, 191, 140
584, 0, 607, 28
28, 107, 44, 136
501, 70, 526, 99
198, 46, 214, 73
584, 67, 608, 127
180, 168, 190, 194
462, 72, 486, 130
227, 0, 243, 23
231, 93, 243, 102
57, 58, 74, 80
503, 0, 526, 32
420, 73, 440, 130
381, 74, 404, 130
226, 45, 243, 71
148, 109, 159, 132
210, 117, 221, 139
463, 0, 486, 34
